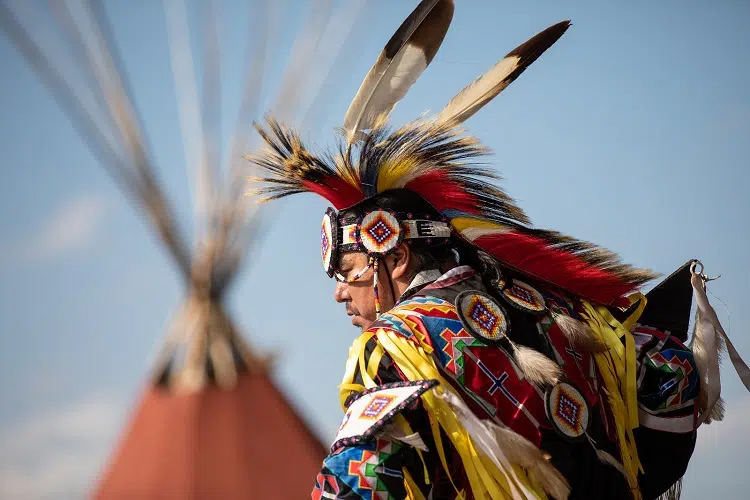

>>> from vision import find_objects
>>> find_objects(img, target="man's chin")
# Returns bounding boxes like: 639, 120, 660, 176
351, 315, 374, 330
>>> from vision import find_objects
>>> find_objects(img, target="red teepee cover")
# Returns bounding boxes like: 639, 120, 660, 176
92, 373, 327, 499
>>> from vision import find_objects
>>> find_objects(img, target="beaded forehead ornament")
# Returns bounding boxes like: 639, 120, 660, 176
321, 207, 451, 315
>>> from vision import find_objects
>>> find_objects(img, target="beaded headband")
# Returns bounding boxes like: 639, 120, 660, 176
321, 207, 451, 279
321, 207, 451, 316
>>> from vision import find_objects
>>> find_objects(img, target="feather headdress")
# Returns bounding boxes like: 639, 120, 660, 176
247, 1, 657, 305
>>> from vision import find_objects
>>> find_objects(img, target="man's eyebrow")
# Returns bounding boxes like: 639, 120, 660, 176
337, 256, 351, 269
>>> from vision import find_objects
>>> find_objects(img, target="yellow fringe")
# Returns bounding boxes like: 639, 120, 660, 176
340, 329, 548, 499
404, 470, 427, 500
339, 331, 375, 409
580, 293, 646, 499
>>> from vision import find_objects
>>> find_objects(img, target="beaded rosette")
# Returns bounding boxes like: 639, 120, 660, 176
321, 207, 451, 313
322, 208, 451, 278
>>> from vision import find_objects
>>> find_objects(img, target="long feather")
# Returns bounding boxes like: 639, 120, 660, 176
343, 0, 453, 142
437, 20, 571, 125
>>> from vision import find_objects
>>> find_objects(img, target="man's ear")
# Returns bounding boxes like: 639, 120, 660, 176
388, 243, 411, 280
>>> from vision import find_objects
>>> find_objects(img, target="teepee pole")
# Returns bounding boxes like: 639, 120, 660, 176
199, 0, 222, 235
224, 0, 270, 201
2, 0, 357, 393
270, 0, 333, 124
164, 0, 212, 245
0, 0, 194, 280
0, 1, 142, 196
296, 0, 367, 130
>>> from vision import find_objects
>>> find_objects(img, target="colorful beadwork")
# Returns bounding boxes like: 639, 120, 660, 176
360, 395, 395, 419
312, 471, 348, 500
365, 294, 549, 446
321, 208, 338, 276
321, 439, 404, 500
501, 280, 546, 313
545, 381, 589, 441
372, 258, 381, 315
335, 256, 375, 284
359, 210, 402, 254
455, 290, 509, 345
633, 325, 700, 433
332, 380, 439, 453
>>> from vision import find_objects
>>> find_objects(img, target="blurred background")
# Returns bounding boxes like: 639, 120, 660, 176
0, 0, 748, 498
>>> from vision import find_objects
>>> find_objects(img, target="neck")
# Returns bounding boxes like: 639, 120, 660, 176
396, 268, 444, 303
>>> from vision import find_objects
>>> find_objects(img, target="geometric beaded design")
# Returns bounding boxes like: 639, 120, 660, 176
455, 290, 509, 345
331, 380, 438, 453
469, 298, 502, 339
359, 210, 401, 254
545, 381, 589, 441
321, 208, 338, 276
502, 280, 546, 313
360, 395, 396, 420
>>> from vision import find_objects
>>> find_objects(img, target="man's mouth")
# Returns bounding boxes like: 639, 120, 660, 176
346, 306, 361, 326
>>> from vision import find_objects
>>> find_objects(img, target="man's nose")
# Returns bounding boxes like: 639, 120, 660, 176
333, 281, 350, 303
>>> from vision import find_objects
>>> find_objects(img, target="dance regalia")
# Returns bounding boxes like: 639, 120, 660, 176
247, 1, 749, 498
313, 263, 711, 500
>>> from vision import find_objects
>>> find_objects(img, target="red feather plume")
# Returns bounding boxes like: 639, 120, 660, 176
302, 178, 364, 211
404, 171, 480, 215
474, 232, 638, 306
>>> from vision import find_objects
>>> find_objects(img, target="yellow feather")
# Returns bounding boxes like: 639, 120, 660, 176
450, 217, 505, 231
377, 157, 419, 192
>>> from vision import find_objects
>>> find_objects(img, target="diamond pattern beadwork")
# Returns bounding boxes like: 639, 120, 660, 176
469, 299, 500, 339
367, 219, 394, 245
502, 280, 546, 313
456, 291, 509, 344
546, 382, 589, 440
359, 210, 402, 254
321, 209, 336, 275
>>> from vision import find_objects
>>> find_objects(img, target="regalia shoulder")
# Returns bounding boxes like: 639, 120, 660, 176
331, 380, 438, 454
365, 296, 457, 341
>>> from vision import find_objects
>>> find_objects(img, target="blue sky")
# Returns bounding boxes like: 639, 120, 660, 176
0, 0, 748, 498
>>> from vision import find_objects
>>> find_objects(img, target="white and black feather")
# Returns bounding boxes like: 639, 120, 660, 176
343, 0, 454, 142
437, 20, 571, 125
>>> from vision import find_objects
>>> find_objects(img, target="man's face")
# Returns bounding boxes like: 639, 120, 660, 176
333, 251, 388, 330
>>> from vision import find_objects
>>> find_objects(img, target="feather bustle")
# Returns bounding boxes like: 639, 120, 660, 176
473, 230, 657, 305
247, 116, 656, 304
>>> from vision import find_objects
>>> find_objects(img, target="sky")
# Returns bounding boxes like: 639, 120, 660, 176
0, 0, 749, 498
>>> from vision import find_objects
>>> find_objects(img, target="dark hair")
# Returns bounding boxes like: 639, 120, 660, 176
337, 188, 441, 223
337, 189, 507, 287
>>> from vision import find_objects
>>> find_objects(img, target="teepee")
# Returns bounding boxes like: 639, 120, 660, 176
0, 0, 342, 498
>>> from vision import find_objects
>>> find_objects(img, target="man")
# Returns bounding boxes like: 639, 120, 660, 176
316, 190, 636, 499
248, 2, 743, 498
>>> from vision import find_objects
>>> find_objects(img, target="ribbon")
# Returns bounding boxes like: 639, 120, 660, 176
690, 265, 750, 425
